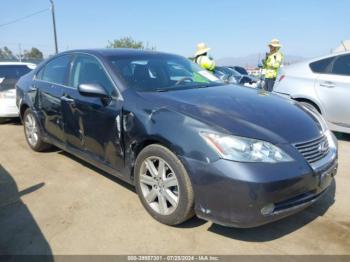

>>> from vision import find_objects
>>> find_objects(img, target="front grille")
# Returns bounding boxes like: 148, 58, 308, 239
294, 135, 329, 164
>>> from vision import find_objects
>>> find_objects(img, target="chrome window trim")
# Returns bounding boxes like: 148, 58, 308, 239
33, 51, 123, 101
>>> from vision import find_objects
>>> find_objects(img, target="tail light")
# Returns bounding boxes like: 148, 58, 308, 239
278, 75, 285, 82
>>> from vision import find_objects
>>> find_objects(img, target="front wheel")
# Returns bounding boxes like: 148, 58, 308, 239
134, 144, 194, 225
23, 109, 52, 152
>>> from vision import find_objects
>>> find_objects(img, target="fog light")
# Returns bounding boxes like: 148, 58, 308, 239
261, 203, 275, 215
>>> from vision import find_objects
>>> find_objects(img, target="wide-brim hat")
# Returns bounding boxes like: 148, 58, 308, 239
195, 43, 211, 56
269, 38, 282, 48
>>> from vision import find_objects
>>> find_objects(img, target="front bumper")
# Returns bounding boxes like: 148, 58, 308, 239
181, 146, 337, 228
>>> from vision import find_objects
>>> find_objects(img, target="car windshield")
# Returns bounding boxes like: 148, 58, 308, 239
107, 54, 223, 92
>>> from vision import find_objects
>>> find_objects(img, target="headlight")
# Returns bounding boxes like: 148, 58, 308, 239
200, 132, 293, 163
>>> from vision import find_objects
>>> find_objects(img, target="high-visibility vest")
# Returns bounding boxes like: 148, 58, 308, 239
196, 55, 216, 71
263, 51, 284, 79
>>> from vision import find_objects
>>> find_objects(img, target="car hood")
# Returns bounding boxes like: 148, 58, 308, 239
138, 85, 323, 144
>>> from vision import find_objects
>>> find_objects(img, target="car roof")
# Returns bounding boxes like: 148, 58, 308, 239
0, 61, 37, 67
305, 50, 350, 64
59, 48, 176, 58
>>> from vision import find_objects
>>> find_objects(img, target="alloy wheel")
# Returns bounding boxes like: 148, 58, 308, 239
24, 113, 39, 147
139, 157, 179, 215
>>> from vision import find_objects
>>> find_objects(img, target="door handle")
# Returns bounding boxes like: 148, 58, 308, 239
320, 81, 336, 88
29, 86, 37, 91
61, 95, 75, 103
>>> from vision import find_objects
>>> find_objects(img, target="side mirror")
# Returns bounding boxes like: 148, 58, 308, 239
78, 83, 108, 97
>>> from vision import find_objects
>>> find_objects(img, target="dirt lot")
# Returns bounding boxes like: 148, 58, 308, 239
0, 120, 349, 255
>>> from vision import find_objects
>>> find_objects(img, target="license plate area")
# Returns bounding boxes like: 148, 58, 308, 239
319, 163, 337, 190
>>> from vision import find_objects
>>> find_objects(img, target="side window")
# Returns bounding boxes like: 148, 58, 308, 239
40, 55, 71, 85
70, 54, 116, 96
309, 57, 334, 74
331, 55, 350, 76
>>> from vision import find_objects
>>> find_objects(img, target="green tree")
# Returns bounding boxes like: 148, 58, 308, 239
0, 46, 16, 59
107, 37, 155, 50
23, 47, 44, 60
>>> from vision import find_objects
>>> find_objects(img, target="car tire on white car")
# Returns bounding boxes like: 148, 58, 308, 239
134, 144, 195, 226
23, 109, 52, 152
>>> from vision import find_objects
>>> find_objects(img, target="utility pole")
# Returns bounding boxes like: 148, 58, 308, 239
50, 0, 58, 54
18, 43, 22, 62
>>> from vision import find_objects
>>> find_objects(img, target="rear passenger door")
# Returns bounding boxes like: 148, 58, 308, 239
61, 53, 124, 170
34, 55, 72, 144
315, 54, 350, 127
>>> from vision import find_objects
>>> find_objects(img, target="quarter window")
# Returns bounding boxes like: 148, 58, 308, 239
309, 57, 334, 74
39, 55, 71, 85
70, 54, 116, 96
331, 54, 350, 76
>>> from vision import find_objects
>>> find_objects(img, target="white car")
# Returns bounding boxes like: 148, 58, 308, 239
274, 51, 350, 134
0, 62, 36, 123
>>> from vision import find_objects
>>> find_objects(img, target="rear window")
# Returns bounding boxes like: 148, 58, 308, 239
309, 57, 334, 73
0, 65, 31, 79
331, 54, 350, 76
0, 65, 32, 91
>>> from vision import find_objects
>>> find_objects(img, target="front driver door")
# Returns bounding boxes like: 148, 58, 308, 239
316, 54, 350, 128
61, 53, 124, 171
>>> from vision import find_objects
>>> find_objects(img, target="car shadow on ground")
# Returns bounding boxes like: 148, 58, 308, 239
0, 117, 21, 126
58, 151, 136, 193
334, 132, 350, 142
207, 180, 336, 242
0, 165, 53, 258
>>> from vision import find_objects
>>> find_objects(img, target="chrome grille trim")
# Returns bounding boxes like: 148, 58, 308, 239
294, 135, 329, 164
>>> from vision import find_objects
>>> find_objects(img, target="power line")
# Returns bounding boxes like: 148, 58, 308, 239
0, 8, 50, 28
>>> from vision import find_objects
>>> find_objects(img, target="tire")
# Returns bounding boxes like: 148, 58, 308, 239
23, 108, 52, 152
134, 144, 194, 226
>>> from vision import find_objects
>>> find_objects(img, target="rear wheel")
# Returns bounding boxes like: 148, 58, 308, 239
134, 144, 194, 226
23, 109, 52, 152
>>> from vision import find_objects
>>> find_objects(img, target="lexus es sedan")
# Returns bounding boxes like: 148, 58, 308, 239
274, 51, 350, 134
16, 49, 338, 228
0, 62, 36, 123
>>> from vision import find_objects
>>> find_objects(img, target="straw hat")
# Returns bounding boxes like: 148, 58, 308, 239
195, 43, 211, 56
268, 39, 282, 48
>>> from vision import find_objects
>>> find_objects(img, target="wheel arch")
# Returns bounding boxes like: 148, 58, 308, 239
129, 137, 180, 181
19, 103, 30, 121
293, 97, 322, 114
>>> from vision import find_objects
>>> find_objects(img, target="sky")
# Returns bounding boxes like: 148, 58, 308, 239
0, 0, 349, 59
